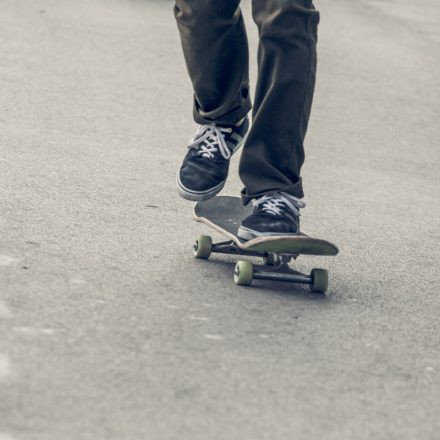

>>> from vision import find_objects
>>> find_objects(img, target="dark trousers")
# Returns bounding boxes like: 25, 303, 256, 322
174, 0, 320, 203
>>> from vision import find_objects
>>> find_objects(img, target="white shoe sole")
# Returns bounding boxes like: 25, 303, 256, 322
237, 226, 300, 241
176, 173, 226, 202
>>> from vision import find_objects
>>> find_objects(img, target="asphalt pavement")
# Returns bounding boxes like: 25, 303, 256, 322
1, 0, 439, 439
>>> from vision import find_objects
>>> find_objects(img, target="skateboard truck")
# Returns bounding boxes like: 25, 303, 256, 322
193, 235, 329, 293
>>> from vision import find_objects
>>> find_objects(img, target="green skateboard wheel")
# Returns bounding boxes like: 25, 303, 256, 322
234, 260, 253, 286
310, 268, 328, 293
194, 235, 212, 259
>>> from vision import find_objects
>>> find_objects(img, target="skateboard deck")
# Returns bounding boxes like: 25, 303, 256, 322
194, 196, 338, 256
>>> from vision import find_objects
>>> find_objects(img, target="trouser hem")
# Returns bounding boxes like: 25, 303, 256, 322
193, 96, 252, 126
240, 180, 304, 205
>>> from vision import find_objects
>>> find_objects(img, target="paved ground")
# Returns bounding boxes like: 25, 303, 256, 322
1, 0, 439, 439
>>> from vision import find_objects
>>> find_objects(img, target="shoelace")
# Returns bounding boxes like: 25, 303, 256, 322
253, 192, 306, 217
188, 124, 233, 160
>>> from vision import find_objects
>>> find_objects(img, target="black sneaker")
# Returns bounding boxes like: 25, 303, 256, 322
237, 192, 305, 241
177, 117, 249, 201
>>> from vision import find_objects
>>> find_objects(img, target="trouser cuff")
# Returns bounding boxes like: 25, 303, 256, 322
193, 94, 252, 126
240, 180, 304, 206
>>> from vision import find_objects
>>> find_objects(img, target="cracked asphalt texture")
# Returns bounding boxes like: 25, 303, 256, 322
1, 0, 439, 438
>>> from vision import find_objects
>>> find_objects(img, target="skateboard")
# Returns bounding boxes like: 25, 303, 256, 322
193, 196, 338, 293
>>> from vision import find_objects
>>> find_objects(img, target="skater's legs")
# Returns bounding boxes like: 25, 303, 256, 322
174, 0, 252, 125
239, 0, 320, 203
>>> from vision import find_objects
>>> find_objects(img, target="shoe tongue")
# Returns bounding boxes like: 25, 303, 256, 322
198, 144, 232, 159
196, 141, 221, 159
257, 200, 284, 216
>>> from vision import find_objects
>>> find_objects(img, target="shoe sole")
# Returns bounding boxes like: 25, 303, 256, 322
176, 174, 226, 202
176, 134, 247, 202
237, 225, 300, 241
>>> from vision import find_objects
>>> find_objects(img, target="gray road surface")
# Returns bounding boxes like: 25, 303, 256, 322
1, 0, 439, 439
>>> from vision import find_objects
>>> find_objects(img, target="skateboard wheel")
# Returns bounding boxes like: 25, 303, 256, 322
194, 235, 212, 259
310, 268, 328, 293
234, 260, 253, 286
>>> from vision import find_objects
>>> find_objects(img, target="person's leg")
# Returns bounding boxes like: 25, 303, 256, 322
239, 0, 320, 204
174, 0, 252, 125
174, 0, 252, 201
